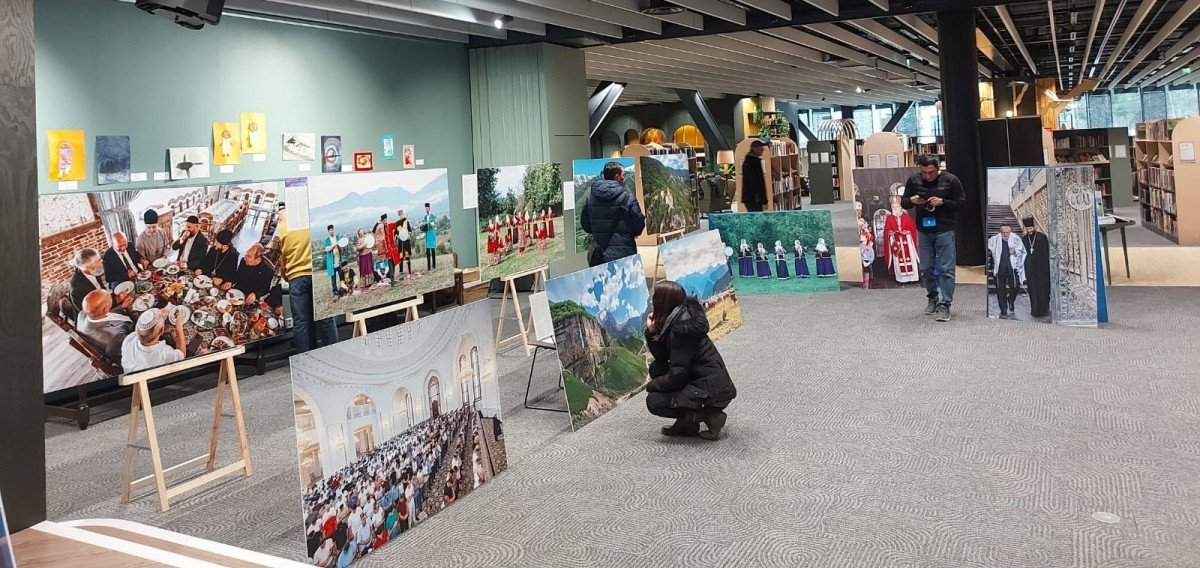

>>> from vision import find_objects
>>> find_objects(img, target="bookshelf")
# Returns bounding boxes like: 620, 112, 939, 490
733, 137, 802, 211
861, 132, 913, 170
807, 140, 836, 205
1135, 117, 1200, 244
1051, 127, 1133, 212
912, 135, 945, 165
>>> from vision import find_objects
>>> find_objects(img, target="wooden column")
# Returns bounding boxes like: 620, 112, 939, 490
0, 0, 47, 531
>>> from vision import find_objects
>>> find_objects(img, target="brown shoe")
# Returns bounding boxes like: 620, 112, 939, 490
660, 412, 700, 436
698, 410, 727, 440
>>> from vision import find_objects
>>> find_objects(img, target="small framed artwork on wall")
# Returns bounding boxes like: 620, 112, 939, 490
403, 145, 415, 168
382, 135, 395, 160
354, 152, 374, 172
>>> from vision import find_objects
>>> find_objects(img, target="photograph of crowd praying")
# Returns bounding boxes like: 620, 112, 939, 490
39, 183, 287, 393
853, 167, 922, 290
476, 162, 566, 282
306, 170, 453, 321
708, 210, 840, 296
290, 302, 505, 567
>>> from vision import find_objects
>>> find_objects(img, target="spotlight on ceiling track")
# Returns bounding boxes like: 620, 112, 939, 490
494, 15, 513, 28
855, 86, 863, 93
639, 0, 685, 15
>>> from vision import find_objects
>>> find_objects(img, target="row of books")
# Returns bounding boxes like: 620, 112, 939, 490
767, 139, 798, 157
1142, 187, 1177, 215
1137, 167, 1175, 190
1143, 205, 1178, 236
1140, 119, 1183, 141
914, 143, 945, 155
1055, 133, 1110, 149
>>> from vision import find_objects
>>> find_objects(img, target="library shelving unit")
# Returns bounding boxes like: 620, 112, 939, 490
1135, 117, 1200, 244
861, 132, 913, 169
1052, 127, 1134, 211
733, 137, 802, 211
912, 136, 945, 164
807, 140, 836, 205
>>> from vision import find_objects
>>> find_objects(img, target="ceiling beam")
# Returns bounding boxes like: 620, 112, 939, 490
994, 5, 1037, 74
805, 22, 941, 81
438, 0, 624, 38
1096, 0, 1157, 85
764, 27, 940, 87
359, 0, 546, 35
263, 0, 504, 37
894, 14, 936, 43
1079, 0, 1105, 84
799, 0, 838, 17
669, 0, 746, 24
508, 0, 662, 34
895, 14, 1012, 74
1047, 1, 1063, 91
1107, 0, 1200, 87
592, 0, 704, 29
738, 0, 792, 20
1148, 48, 1200, 87
226, 0, 471, 41
1133, 26, 1200, 85
975, 28, 1013, 71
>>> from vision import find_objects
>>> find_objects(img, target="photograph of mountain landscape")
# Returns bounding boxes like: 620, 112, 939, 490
475, 162, 565, 282
708, 210, 841, 295
658, 230, 742, 341
638, 154, 697, 240
546, 255, 651, 431
306, 169, 452, 320
572, 158, 635, 254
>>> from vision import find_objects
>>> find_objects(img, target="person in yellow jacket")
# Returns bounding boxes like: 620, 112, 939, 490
279, 202, 339, 353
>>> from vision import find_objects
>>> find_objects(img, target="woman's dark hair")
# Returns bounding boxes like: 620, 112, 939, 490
651, 280, 687, 333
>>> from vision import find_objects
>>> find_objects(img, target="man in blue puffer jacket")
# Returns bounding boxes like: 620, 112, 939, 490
580, 161, 646, 267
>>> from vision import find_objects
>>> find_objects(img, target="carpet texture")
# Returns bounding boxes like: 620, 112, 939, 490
46, 285, 1200, 567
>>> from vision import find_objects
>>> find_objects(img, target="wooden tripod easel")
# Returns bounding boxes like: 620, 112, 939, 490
495, 265, 548, 357
345, 297, 423, 338
120, 346, 252, 512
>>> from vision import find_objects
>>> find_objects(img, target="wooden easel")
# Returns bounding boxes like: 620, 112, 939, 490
495, 265, 548, 357
345, 297, 423, 338
652, 228, 687, 288
121, 346, 252, 512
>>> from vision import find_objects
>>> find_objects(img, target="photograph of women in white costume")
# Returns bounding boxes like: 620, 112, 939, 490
772, 241, 790, 280
793, 240, 810, 278
738, 239, 753, 277
815, 238, 836, 277
754, 243, 771, 279
708, 210, 839, 295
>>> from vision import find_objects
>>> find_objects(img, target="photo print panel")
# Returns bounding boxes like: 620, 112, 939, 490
985, 166, 1100, 326
283, 133, 317, 162
213, 122, 242, 166
38, 181, 291, 393
48, 129, 86, 182
306, 169, 453, 321
572, 158, 634, 255
289, 301, 505, 568
658, 230, 742, 341
321, 136, 343, 173
0, 492, 13, 568
637, 154, 698, 242
95, 135, 131, 186
169, 147, 211, 180
852, 167, 921, 290
240, 112, 267, 154
475, 162, 566, 282
708, 210, 840, 296
546, 255, 651, 431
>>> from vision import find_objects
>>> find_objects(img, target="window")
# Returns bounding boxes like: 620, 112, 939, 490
1142, 88, 1168, 121
873, 105, 894, 134
917, 102, 942, 140
471, 347, 482, 400
1087, 92, 1112, 128
795, 110, 811, 144
853, 108, 875, 138
894, 103, 920, 138
1110, 90, 1142, 135
1168, 84, 1199, 118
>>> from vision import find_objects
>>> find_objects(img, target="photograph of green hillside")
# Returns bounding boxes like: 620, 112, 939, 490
545, 255, 651, 431
638, 154, 697, 237
572, 158, 634, 254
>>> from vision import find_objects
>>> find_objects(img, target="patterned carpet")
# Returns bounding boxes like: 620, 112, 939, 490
45, 285, 1200, 567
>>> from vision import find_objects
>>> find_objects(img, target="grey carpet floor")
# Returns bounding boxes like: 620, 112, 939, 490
45, 285, 1200, 567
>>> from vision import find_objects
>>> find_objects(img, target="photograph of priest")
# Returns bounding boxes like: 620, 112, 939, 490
1021, 216, 1052, 319
987, 226, 1026, 319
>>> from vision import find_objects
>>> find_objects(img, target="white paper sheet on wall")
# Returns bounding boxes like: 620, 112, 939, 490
462, 174, 479, 210
219, 165, 234, 174
153, 172, 168, 181
253, 154, 267, 162
563, 182, 576, 211
528, 291, 555, 343
867, 154, 881, 168
1113, 145, 1127, 159
285, 182, 310, 230
130, 172, 148, 182
885, 154, 899, 168
1181, 142, 1196, 162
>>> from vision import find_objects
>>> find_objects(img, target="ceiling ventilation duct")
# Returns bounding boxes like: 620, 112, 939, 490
640, 1, 686, 16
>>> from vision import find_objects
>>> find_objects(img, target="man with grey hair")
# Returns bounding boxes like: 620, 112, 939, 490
77, 289, 133, 363
102, 230, 144, 289
120, 309, 186, 373
69, 247, 107, 313
987, 225, 1026, 318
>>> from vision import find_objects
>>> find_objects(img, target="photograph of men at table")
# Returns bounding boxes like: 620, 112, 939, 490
39, 182, 290, 393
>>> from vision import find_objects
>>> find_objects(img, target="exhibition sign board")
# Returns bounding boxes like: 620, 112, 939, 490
38, 181, 290, 393
657, 230, 743, 341
545, 255, 651, 431
853, 167, 922, 289
305, 169, 452, 321
985, 166, 1105, 326
289, 301, 505, 567
709, 210, 841, 296
475, 162, 566, 282
571, 158, 635, 254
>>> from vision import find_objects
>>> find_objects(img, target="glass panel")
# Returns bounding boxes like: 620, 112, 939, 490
918, 103, 942, 141
1142, 88, 1168, 121
1168, 84, 1199, 118
1110, 90, 1142, 135
894, 103, 920, 138
873, 105, 894, 133
795, 110, 811, 144
1087, 92, 1112, 128
1072, 95, 1089, 128
853, 108, 875, 138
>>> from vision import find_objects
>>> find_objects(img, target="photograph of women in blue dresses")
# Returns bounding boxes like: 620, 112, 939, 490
709, 210, 840, 295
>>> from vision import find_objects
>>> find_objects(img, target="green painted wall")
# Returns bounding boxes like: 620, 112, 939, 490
34, 0, 478, 265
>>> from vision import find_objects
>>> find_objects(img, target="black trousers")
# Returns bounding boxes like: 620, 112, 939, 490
426, 247, 436, 270
646, 392, 724, 418
743, 203, 764, 212
995, 267, 1019, 314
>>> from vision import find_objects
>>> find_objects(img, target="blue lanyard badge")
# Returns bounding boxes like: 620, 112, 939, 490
922, 216, 937, 228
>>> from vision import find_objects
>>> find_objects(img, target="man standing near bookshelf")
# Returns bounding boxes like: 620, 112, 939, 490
1021, 216, 1052, 318
901, 155, 966, 322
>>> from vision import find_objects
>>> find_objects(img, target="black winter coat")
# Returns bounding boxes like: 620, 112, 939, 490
645, 298, 737, 409
741, 153, 767, 207
580, 179, 646, 265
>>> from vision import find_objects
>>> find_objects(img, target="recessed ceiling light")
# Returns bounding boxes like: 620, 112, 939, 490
855, 86, 863, 93
835, 89, 843, 93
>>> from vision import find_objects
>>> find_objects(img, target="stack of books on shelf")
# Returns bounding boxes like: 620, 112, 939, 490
1144, 119, 1182, 140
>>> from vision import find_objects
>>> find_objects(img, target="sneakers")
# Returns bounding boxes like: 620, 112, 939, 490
935, 304, 951, 322
923, 300, 938, 316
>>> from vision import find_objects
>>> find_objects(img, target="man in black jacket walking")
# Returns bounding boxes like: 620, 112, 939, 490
580, 161, 646, 267
901, 155, 966, 322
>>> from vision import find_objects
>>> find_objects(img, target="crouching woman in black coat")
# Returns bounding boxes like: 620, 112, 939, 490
644, 281, 737, 440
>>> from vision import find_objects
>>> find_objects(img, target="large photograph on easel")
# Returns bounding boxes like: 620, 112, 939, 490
572, 158, 635, 254
305, 169, 452, 321
39, 182, 289, 393
986, 166, 1100, 326
658, 230, 742, 341
852, 167, 922, 289
546, 255, 650, 431
637, 154, 697, 238
708, 210, 841, 295
290, 301, 504, 567
476, 162, 565, 282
